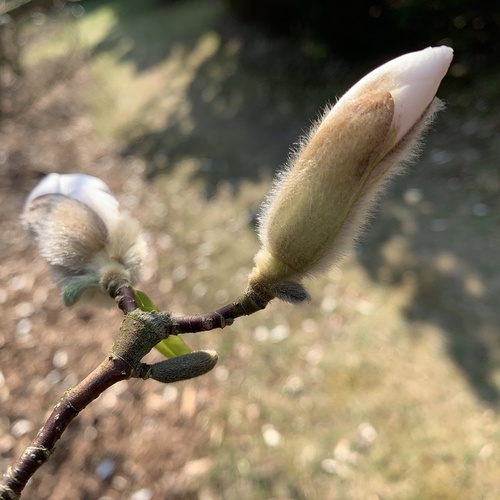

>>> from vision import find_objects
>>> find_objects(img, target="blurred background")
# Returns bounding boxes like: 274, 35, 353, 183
1, 0, 499, 498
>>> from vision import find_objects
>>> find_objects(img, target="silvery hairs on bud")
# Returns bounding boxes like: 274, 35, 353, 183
259, 95, 443, 280
248, 46, 453, 303
23, 174, 147, 306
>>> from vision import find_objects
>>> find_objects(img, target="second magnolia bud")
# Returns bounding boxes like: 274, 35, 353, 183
23, 173, 147, 306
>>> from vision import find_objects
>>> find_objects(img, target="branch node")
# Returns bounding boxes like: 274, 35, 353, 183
131, 363, 153, 380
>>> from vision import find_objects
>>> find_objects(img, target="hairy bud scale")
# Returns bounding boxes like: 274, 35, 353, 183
248, 46, 454, 302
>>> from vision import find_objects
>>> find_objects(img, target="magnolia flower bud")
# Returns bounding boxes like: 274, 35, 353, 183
23, 173, 147, 306
248, 46, 453, 303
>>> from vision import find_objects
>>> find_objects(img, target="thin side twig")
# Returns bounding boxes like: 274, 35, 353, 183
172, 287, 274, 334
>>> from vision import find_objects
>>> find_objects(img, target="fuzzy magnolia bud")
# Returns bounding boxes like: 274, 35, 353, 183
248, 46, 453, 303
23, 173, 147, 306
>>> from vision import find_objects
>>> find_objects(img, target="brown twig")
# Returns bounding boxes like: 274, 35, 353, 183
172, 286, 274, 334
0, 355, 132, 500
114, 283, 139, 315
0, 285, 139, 500
0, 283, 273, 499
0, 279, 276, 499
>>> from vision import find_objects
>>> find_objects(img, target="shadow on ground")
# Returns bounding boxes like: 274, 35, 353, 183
87, 0, 353, 193
85, 0, 500, 405
357, 103, 500, 404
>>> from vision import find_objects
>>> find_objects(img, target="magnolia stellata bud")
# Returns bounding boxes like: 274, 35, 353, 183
248, 46, 453, 303
23, 173, 147, 306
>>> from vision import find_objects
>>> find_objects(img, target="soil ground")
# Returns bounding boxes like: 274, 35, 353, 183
1, 1, 500, 499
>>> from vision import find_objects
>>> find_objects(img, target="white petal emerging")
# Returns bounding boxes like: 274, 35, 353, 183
335, 46, 454, 144
26, 173, 120, 229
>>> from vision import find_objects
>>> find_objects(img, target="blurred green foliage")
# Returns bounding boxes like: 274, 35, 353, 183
224, 0, 500, 67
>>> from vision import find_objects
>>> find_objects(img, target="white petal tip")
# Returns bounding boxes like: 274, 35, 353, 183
389, 46, 454, 142
26, 173, 120, 228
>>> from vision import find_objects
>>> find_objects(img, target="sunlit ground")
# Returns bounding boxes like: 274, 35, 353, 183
1, 0, 500, 498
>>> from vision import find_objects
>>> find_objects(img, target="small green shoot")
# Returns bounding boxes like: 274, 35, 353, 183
134, 289, 192, 358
